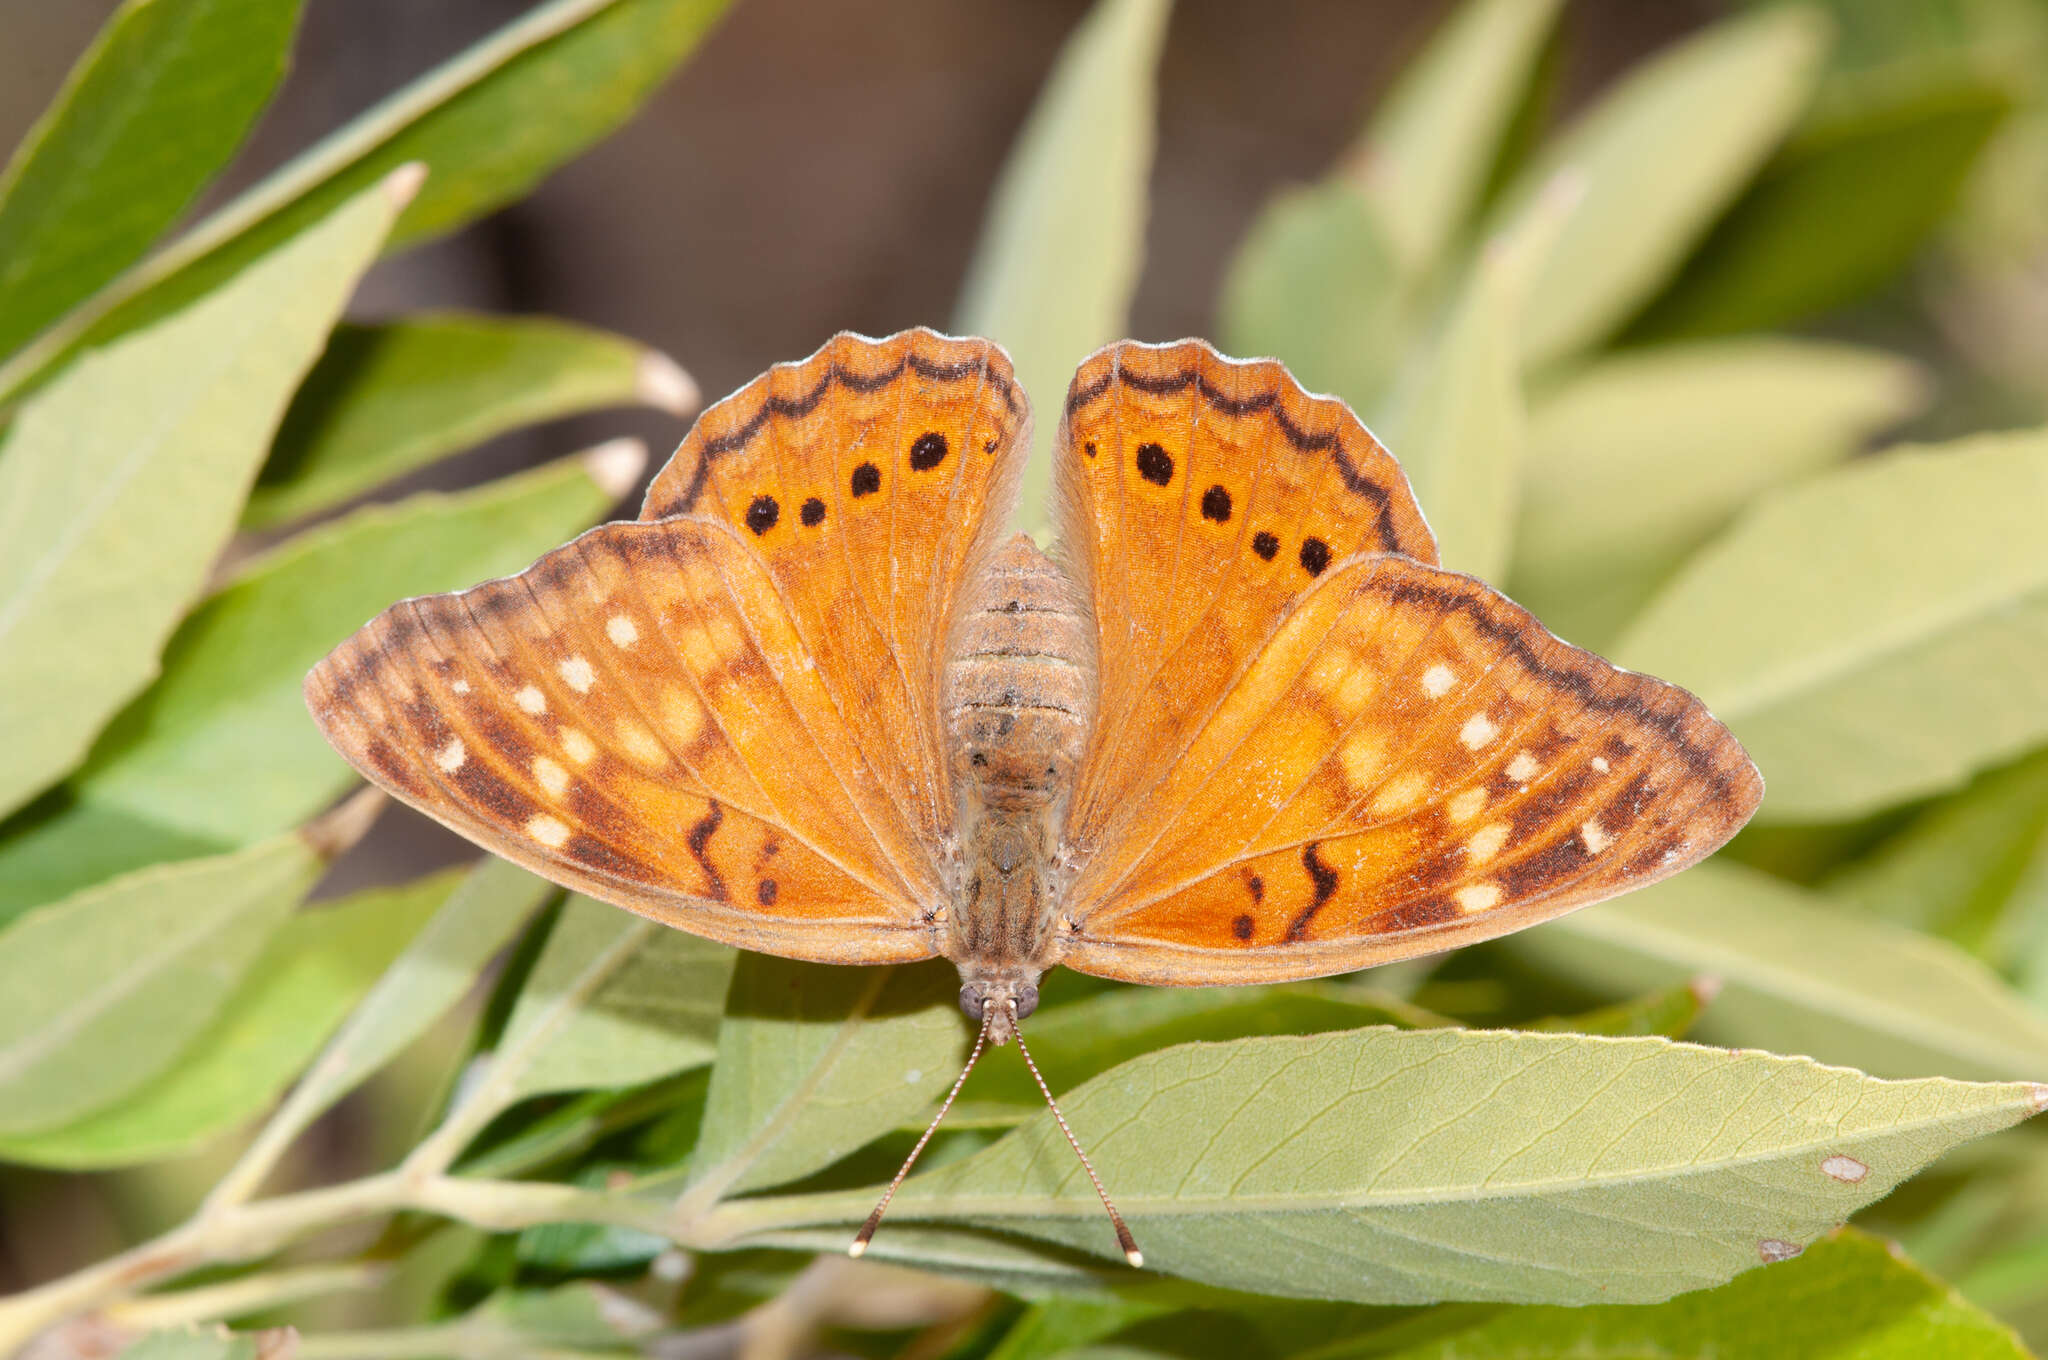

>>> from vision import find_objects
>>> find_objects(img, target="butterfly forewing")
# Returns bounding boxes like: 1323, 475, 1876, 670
642, 330, 1028, 849
1060, 552, 1762, 985
1055, 340, 1437, 862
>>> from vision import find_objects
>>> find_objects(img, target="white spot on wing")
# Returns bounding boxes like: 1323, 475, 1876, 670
1459, 714, 1498, 750
435, 737, 465, 773
1448, 787, 1487, 823
1820, 1155, 1868, 1183
1421, 664, 1456, 697
559, 656, 596, 693
534, 756, 569, 797
1467, 823, 1509, 864
450, 679, 471, 695
1581, 819, 1612, 854
515, 685, 547, 715
607, 614, 640, 648
526, 814, 571, 848
1454, 882, 1501, 914
1592, 755, 1611, 773
562, 728, 597, 765
1506, 751, 1539, 782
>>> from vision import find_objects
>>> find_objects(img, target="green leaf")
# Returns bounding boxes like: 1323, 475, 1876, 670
953, 0, 1170, 508
246, 313, 695, 528
1339, 0, 1566, 279
0, 870, 457, 1168
1489, 6, 1830, 365
1507, 859, 2048, 1082
490, 894, 732, 1106
733, 1027, 2045, 1303
1628, 73, 2013, 340
1823, 750, 2048, 974
0, 830, 320, 1137
114, 1329, 260, 1360
687, 956, 966, 1199
1526, 979, 1714, 1038
0, 0, 304, 360
0, 444, 635, 921
1218, 183, 1406, 421
0, 0, 734, 405
1509, 337, 1927, 647
1613, 427, 2048, 821
213, 858, 552, 1193
0, 169, 408, 822
1282, 1230, 2030, 1360
1375, 179, 1570, 580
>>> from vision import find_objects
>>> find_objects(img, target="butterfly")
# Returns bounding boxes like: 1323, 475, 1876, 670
306, 329, 1762, 1266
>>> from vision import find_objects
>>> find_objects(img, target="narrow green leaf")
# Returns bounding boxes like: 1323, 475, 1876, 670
1823, 750, 2048, 972
1376, 179, 1571, 580
735, 1027, 2045, 1303
1308, 1230, 2032, 1360
229, 858, 552, 1176
0, 444, 635, 920
491, 894, 733, 1106
1218, 183, 1406, 419
1489, 6, 1830, 365
688, 956, 966, 1199
954, 0, 1171, 504
0, 169, 409, 821
113, 1330, 259, 1360
0, 0, 304, 360
1508, 859, 2048, 1082
1613, 428, 2048, 821
0, 870, 458, 1168
1526, 979, 1714, 1039
1340, 0, 1565, 279
246, 313, 695, 528
0, 0, 734, 405
0, 831, 319, 1136
1509, 337, 1926, 646
1629, 73, 2013, 340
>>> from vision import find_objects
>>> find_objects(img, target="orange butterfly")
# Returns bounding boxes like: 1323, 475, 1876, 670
306, 330, 1761, 1265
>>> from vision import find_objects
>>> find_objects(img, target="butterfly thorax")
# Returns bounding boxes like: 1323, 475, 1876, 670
940, 535, 1095, 1042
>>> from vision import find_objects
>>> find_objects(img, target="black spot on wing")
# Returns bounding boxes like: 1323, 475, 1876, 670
1201, 484, 1232, 522
1286, 843, 1340, 941
910, 431, 949, 471
1136, 442, 1174, 485
850, 462, 881, 497
745, 496, 779, 534
1252, 531, 1280, 561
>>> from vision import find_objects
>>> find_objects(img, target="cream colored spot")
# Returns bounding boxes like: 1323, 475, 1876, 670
561, 728, 597, 765
1454, 882, 1502, 914
1339, 732, 1386, 788
1336, 668, 1376, 712
1506, 751, 1539, 783
515, 685, 547, 715
707, 615, 745, 661
661, 688, 704, 746
1369, 771, 1429, 819
617, 719, 667, 767
1460, 713, 1498, 750
450, 679, 471, 695
1581, 818, 1613, 854
1467, 823, 1509, 864
435, 737, 465, 773
1820, 1155, 1868, 1183
1448, 787, 1488, 823
1592, 755, 1611, 774
607, 614, 640, 648
526, 814, 571, 849
682, 627, 720, 674
1421, 664, 1456, 697
559, 655, 596, 693
533, 756, 569, 797
1309, 648, 1352, 696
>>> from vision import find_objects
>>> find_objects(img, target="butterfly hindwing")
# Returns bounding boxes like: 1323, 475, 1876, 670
642, 329, 1028, 848
1054, 339, 1437, 888
1059, 552, 1762, 985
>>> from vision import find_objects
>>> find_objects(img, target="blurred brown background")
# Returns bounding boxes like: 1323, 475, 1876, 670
0, 0, 1719, 1293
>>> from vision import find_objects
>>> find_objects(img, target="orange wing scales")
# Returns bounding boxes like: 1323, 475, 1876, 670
642, 330, 1027, 849
1059, 554, 1760, 986
306, 515, 942, 965
1055, 340, 1438, 859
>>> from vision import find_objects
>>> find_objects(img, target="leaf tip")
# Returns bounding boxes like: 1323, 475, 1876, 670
2027, 1082, 2048, 1116
382, 161, 429, 210
582, 438, 649, 500
636, 350, 700, 416
301, 787, 386, 862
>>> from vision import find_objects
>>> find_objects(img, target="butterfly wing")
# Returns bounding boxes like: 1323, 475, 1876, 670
1053, 345, 1759, 986
308, 330, 1028, 964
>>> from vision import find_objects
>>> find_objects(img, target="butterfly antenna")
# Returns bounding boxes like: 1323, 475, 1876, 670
1010, 1003, 1144, 1268
849, 1007, 992, 1258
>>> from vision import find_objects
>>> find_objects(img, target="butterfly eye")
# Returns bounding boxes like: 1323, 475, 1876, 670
958, 984, 986, 1021
1012, 983, 1040, 1022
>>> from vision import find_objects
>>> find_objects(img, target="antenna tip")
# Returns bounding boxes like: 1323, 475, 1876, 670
846, 1239, 868, 1259
1125, 1249, 1145, 1268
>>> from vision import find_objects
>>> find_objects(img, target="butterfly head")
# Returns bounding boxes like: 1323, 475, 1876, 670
958, 974, 1038, 1045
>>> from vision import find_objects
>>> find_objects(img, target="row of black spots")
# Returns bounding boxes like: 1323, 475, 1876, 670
1246, 528, 1333, 576
742, 430, 957, 536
